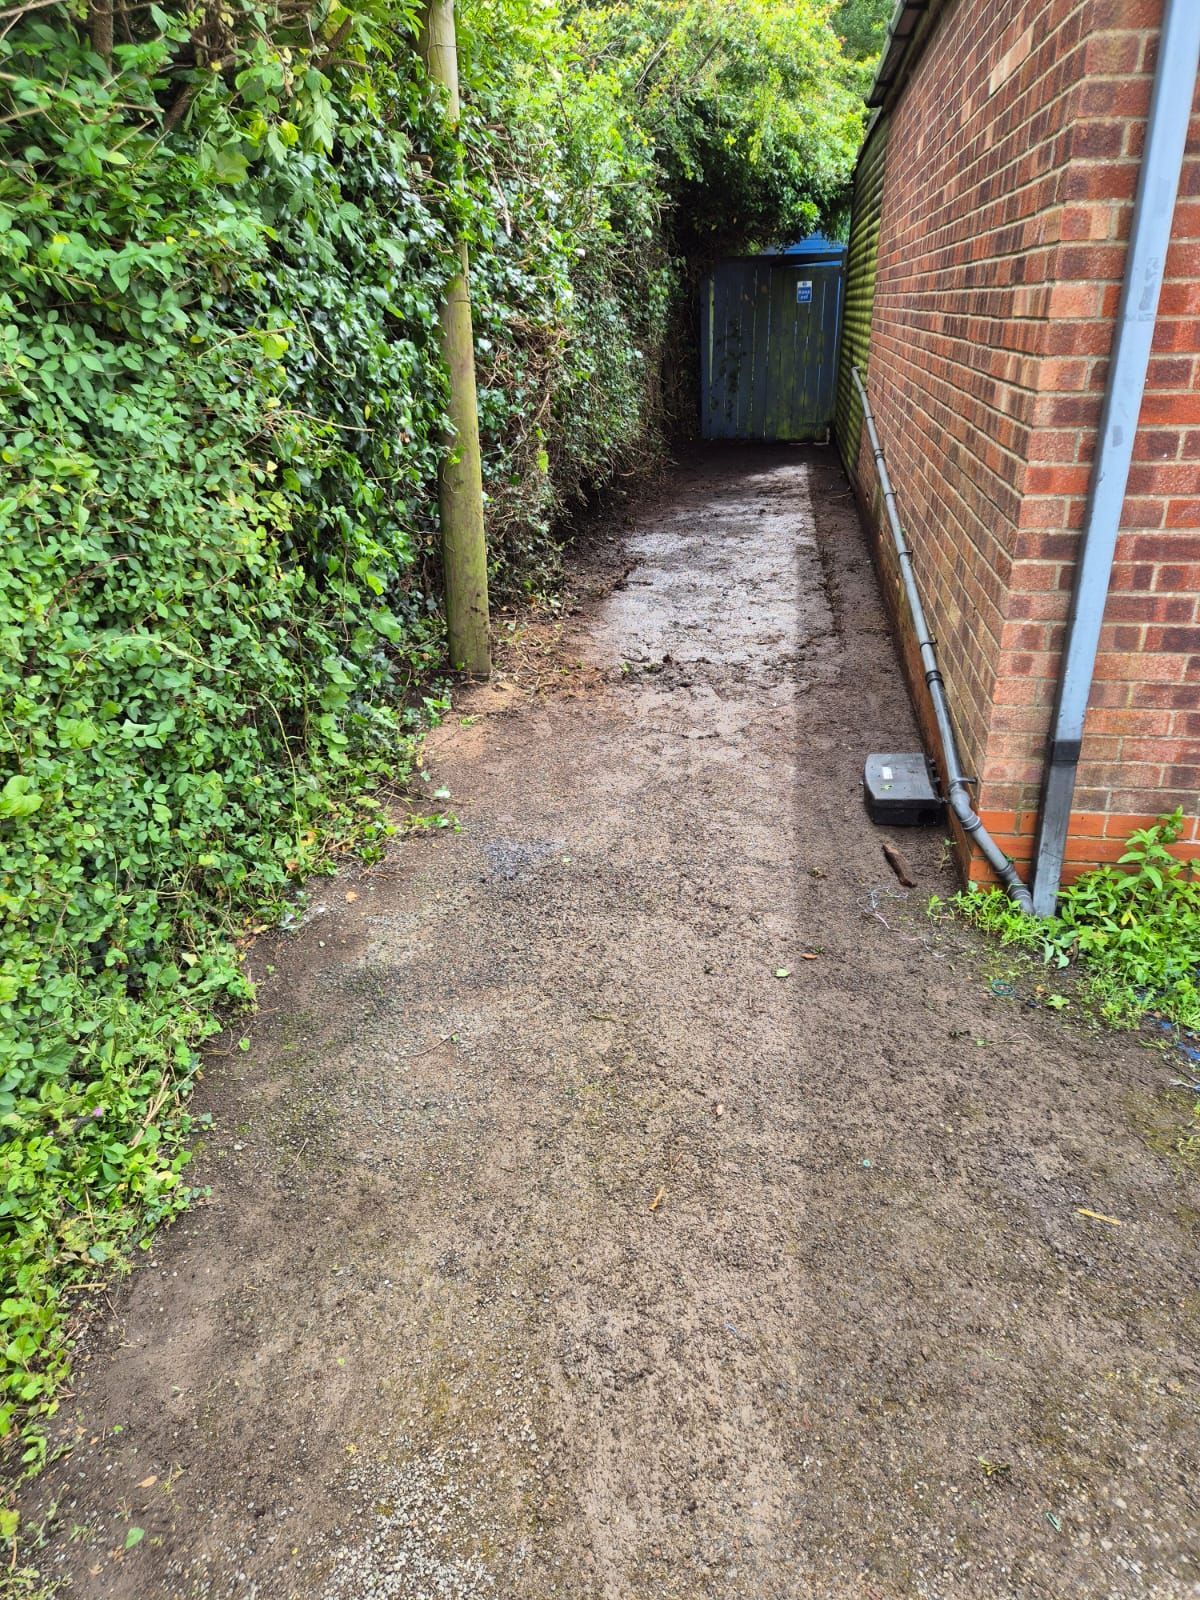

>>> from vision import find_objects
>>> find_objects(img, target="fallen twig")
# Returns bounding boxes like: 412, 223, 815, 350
401, 1033, 456, 1058
1075, 1207, 1123, 1227
882, 840, 916, 887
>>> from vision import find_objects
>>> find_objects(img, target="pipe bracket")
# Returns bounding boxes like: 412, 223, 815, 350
1046, 736, 1082, 768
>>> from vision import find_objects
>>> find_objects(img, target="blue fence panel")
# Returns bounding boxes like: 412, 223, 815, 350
701, 246, 845, 441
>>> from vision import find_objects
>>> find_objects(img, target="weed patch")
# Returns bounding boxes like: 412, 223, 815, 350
944, 811, 1200, 1033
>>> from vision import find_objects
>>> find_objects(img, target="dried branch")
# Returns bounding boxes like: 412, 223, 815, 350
313, 13, 351, 73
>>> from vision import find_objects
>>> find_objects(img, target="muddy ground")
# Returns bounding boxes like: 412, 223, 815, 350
19, 446, 1200, 1599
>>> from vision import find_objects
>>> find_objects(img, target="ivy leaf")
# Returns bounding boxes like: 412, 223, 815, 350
208, 146, 249, 185
57, 716, 100, 749
0, 776, 42, 820
256, 330, 288, 360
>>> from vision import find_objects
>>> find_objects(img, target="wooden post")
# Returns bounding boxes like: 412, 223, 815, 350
421, 0, 491, 677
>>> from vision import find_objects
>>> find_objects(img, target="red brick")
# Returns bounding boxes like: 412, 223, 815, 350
1083, 33, 1142, 75
1152, 563, 1200, 591
1146, 355, 1195, 388
850, 2, 1199, 887
1063, 837, 1137, 866
1139, 392, 1200, 426
1132, 429, 1182, 461
1063, 161, 1139, 202
1157, 280, 1200, 317
1152, 320, 1200, 356
1094, 651, 1187, 683
1165, 500, 1200, 528
1090, 0, 1163, 30
1125, 533, 1200, 562
1068, 811, 1109, 838
1146, 625, 1200, 653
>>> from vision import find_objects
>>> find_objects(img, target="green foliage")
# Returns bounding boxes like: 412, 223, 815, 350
832, 0, 893, 64
952, 811, 1200, 1031
0, 0, 876, 1460
459, 0, 674, 586
0, 0, 454, 1454
572, 0, 869, 252
0, 1558, 55, 1600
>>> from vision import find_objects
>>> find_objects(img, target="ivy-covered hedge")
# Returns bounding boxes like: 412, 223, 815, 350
0, 0, 871, 1460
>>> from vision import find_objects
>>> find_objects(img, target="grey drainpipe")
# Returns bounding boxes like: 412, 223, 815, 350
1030, 0, 1200, 917
851, 366, 1035, 913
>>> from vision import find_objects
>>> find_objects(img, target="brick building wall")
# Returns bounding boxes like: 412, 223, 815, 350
846, 0, 1200, 885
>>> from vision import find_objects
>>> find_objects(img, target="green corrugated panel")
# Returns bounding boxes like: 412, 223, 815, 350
834, 112, 890, 473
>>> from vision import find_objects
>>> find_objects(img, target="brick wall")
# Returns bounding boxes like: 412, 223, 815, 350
852, 0, 1200, 886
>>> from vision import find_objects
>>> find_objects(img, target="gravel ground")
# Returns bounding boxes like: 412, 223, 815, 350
17, 445, 1200, 1599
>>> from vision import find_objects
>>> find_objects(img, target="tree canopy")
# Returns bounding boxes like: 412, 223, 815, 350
572, 0, 870, 251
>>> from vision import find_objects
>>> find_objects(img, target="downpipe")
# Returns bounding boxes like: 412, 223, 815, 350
850, 366, 1034, 914
1029, 0, 1200, 916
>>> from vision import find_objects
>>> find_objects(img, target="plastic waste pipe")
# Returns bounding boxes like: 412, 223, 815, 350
850, 365, 1034, 913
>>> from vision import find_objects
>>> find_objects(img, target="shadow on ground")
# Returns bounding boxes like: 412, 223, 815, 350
21, 446, 1200, 1600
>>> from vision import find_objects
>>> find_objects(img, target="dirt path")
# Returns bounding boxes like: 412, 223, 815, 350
23, 448, 1200, 1599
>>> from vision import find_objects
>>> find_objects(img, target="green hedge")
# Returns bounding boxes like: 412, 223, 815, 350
0, 0, 869, 1460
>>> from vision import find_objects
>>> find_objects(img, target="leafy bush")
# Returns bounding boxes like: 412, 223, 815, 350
459, 0, 674, 587
0, 4, 465, 1456
572, 0, 868, 253
0, 0, 876, 1462
952, 811, 1200, 1031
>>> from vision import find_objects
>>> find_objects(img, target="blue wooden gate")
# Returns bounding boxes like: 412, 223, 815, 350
701, 239, 846, 441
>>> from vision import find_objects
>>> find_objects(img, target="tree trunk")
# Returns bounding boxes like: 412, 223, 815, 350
90, 0, 113, 65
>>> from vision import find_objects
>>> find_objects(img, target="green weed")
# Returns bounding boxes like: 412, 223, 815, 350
950, 811, 1200, 1031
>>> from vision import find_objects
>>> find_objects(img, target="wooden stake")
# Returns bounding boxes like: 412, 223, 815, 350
421, 0, 491, 677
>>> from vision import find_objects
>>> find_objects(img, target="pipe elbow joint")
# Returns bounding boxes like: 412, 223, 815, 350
948, 786, 977, 828
948, 785, 1034, 915
1007, 882, 1036, 915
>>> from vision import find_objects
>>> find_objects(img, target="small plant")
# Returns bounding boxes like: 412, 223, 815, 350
1177, 1103, 1200, 1168
951, 810, 1200, 1030
400, 812, 461, 835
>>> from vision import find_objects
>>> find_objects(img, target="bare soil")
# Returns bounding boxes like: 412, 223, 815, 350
20, 446, 1200, 1599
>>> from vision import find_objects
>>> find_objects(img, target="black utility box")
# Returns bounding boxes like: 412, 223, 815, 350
863, 752, 945, 827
